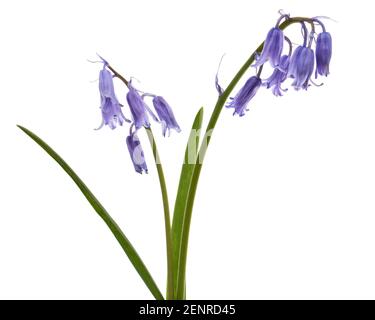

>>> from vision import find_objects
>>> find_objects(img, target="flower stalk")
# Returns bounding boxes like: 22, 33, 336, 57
105, 64, 175, 299
145, 128, 174, 299
174, 16, 327, 299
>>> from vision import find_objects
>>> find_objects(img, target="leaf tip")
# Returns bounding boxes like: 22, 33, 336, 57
17, 125, 30, 135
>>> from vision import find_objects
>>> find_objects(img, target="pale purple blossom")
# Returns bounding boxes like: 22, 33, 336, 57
126, 81, 158, 130
226, 76, 261, 116
126, 127, 148, 174
287, 46, 315, 90
152, 96, 181, 136
253, 27, 284, 68
97, 64, 130, 129
263, 55, 290, 96
315, 31, 332, 77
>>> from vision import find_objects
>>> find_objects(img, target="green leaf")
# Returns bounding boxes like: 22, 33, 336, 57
17, 125, 164, 300
171, 107, 203, 298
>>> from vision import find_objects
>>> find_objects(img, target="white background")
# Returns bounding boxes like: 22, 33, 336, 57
1, 0, 374, 299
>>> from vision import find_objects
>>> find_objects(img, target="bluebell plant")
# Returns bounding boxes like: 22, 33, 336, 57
18, 12, 332, 300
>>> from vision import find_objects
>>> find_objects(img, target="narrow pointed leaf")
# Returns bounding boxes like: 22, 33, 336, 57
17, 125, 164, 300
171, 107, 203, 298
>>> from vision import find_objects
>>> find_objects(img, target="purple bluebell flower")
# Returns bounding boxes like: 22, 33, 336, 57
126, 81, 158, 130
126, 127, 148, 174
97, 65, 130, 129
226, 76, 261, 116
152, 96, 181, 137
263, 55, 290, 96
287, 46, 315, 90
315, 32, 332, 78
253, 27, 284, 68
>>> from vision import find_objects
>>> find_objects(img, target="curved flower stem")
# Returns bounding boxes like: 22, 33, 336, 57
145, 128, 174, 300
106, 65, 174, 299
175, 17, 314, 299
107, 65, 129, 86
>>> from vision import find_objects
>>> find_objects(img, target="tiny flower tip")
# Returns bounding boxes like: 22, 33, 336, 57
96, 53, 109, 66
215, 75, 224, 96
313, 16, 338, 23
215, 54, 225, 95
136, 168, 148, 175
94, 121, 104, 131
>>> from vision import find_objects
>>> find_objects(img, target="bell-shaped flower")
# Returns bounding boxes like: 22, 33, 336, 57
126, 81, 158, 130
253, 27, 284, 68
97, 65, 130, 129
263, 55, 290, 96
315, 32, 332, 78
287, 46, 315, 90
126, 127, 148, 174
152, 96, 181, 137
226, 76, 262, 116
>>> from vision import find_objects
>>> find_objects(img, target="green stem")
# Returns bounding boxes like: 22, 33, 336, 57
145, 128, 174, 300
175, 17, 313, 299
107, 64, 174, 299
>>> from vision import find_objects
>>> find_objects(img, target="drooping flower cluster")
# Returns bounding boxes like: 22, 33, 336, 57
226, 14, 332, 116
96, 58, 181, 174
